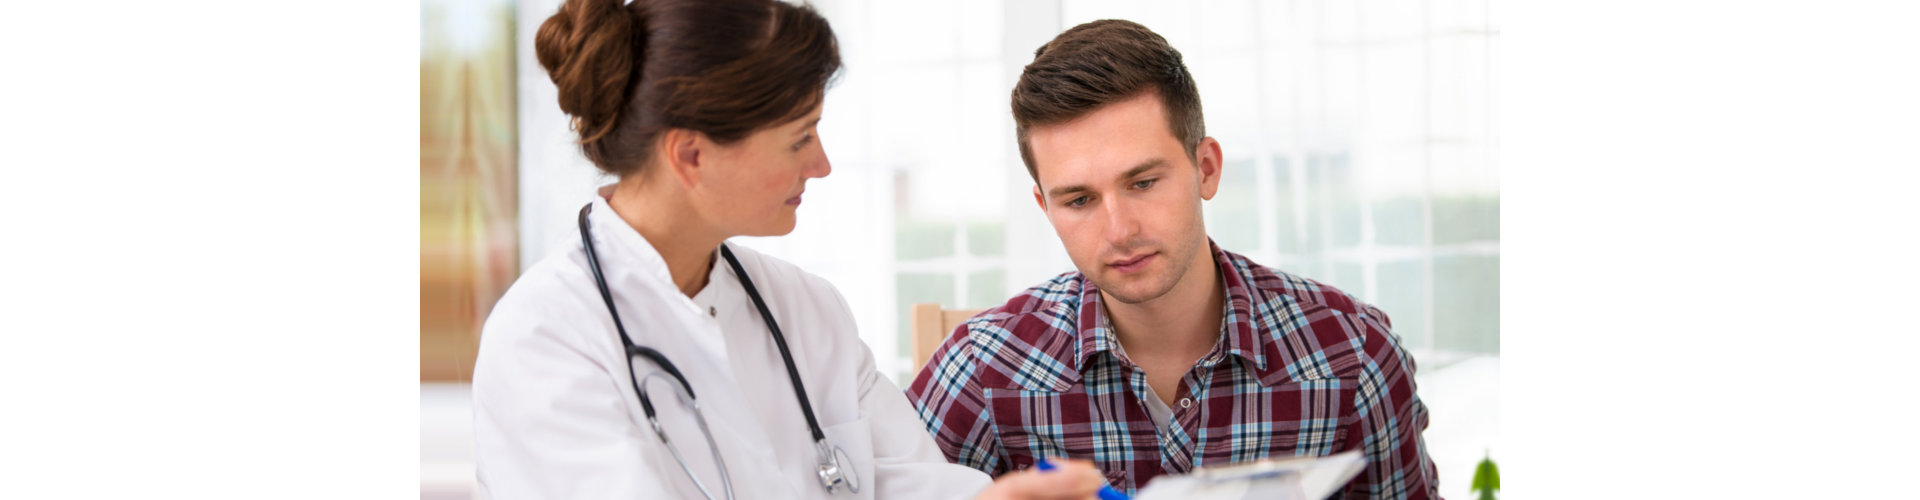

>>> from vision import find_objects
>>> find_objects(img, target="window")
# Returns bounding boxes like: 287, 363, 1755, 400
783, 0, 1499, 382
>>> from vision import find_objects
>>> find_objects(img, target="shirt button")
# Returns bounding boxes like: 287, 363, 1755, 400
708, 306, 716, 317
1179, 398, 1192, 409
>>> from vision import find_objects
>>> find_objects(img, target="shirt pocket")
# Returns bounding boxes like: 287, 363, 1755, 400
1195, 377, 1356, 465
985, 387, 1153, 476
819, 414, 877, 500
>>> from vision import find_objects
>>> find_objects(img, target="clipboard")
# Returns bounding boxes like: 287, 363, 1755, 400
1132, 450, 1368, 500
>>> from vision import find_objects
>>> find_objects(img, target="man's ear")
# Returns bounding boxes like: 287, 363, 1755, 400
657, 128, 705, 188
1195, 137, 1223, 201
1032, 184, 1049, 214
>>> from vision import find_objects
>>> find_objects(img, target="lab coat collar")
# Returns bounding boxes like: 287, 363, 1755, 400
584, 185, 708, 319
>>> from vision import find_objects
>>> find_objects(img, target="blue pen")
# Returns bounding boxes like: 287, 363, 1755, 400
1036, 458, 1129, 500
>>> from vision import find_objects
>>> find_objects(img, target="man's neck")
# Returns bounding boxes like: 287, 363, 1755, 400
606, 179, 726, 298
1103, 245, 1226, 363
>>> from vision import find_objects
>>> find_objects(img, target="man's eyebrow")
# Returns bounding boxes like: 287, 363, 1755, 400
1046, 184, 1090, 199
1119, 158, 1166, 180
1044, 158, 1167, 199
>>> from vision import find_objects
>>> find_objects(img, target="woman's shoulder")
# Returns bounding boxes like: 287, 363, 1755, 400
494, 247, 593, 309
478, 245, 621, 351
720, 242, 845, 306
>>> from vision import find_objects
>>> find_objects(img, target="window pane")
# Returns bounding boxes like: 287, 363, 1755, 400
1434, 194, 1499, 245
966, 270, 1005, 310
894, 272, 956, 360
966, 220, 1004, 258
1371, 195, 1427, 247
1434, 254, 1499, 354
1374, 258, 1431, 352
1325, 261, 1367, 300
895, 214, 954, 260
1271, 155, 1305, 255
1312, 152, 1366, 250
1209, 158, 1263, 252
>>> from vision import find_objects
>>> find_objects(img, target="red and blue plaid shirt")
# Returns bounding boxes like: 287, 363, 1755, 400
905, 242, 1439, 498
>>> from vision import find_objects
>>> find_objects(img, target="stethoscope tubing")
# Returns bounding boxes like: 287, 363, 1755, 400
575, 202, 854, 497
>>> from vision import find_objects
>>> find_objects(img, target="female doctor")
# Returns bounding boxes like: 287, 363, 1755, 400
472, 0, 1106, 499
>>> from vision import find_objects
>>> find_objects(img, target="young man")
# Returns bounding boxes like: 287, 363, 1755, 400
905, 20, 1439, 498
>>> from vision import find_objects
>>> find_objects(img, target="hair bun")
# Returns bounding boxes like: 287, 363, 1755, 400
534, 0, 641, 144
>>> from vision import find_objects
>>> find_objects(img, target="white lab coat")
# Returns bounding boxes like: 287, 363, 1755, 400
473, 193, 991, 499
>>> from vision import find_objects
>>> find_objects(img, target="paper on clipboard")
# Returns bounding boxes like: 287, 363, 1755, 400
1131, 450, 1367, 500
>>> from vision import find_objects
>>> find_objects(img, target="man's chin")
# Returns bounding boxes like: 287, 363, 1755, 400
1096, 276, 1175, 305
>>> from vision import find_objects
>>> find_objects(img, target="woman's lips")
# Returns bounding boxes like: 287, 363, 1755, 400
1108, 252, 1156, 274
786, 194, 803, 206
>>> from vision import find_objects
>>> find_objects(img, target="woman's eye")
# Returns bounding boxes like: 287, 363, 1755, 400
792, 134, 812, 151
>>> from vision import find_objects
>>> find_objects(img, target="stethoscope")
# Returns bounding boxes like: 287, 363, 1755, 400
578, 203, 860, 499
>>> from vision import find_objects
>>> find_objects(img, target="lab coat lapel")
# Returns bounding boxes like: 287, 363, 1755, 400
587, 197, 801, 499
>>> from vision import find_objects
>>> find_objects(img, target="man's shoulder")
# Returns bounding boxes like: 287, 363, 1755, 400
979, 270, 1086, 322
1220, 249, 1401, 382
1225, 250, 1383, 321
936, 271, 1087, 391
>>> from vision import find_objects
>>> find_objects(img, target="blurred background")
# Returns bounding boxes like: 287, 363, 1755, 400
421, 0, 1498, 498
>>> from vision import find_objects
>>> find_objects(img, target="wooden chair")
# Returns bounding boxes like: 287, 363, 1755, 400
909, 303, 983, 369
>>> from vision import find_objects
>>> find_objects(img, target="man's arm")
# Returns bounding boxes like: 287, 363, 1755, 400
905, 324, 1010, 477
1339, 308, 1441, 499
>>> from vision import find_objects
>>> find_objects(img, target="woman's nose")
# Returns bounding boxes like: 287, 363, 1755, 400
808, 141, 832, 178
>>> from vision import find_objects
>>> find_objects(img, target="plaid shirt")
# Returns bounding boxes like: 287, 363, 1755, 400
906, 242, 1439, 498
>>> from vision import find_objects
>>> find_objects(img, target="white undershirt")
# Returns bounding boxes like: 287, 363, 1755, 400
1113, 340, 1178, 440
1142, 384, 1176, 438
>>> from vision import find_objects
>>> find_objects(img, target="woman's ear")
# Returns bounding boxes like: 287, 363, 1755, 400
657, 128, 706, 188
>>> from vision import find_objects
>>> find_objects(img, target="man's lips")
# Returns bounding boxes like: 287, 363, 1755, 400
1107, 252, 1157, 273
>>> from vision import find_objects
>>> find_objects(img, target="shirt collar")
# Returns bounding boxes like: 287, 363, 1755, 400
1073, 239, 1267, 371
1073, 281, 1121, 369
1213, 240, 1268, 371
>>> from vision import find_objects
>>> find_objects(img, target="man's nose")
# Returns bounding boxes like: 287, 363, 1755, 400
1103, 196, 1140, 245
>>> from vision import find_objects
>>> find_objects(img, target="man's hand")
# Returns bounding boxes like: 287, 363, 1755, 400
974, 458, 1108, 500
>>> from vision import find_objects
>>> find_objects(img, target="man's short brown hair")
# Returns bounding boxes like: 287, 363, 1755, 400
1011, 19, 1205, 184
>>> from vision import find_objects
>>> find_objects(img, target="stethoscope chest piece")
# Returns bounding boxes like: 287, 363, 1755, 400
815, 441, 861, 494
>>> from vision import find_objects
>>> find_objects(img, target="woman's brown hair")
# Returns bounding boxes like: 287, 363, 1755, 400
1010, 20, 1204, 184
535, 0, 841, 176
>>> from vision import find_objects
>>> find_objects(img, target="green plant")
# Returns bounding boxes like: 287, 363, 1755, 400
1471, 450, 1500, 500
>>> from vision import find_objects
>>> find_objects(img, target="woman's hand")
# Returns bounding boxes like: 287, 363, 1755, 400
974, 458, 1109, 500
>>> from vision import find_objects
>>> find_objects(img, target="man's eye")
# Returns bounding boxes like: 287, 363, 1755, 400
1066, 196, 1089, 208
1133, 179, 1158, 190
